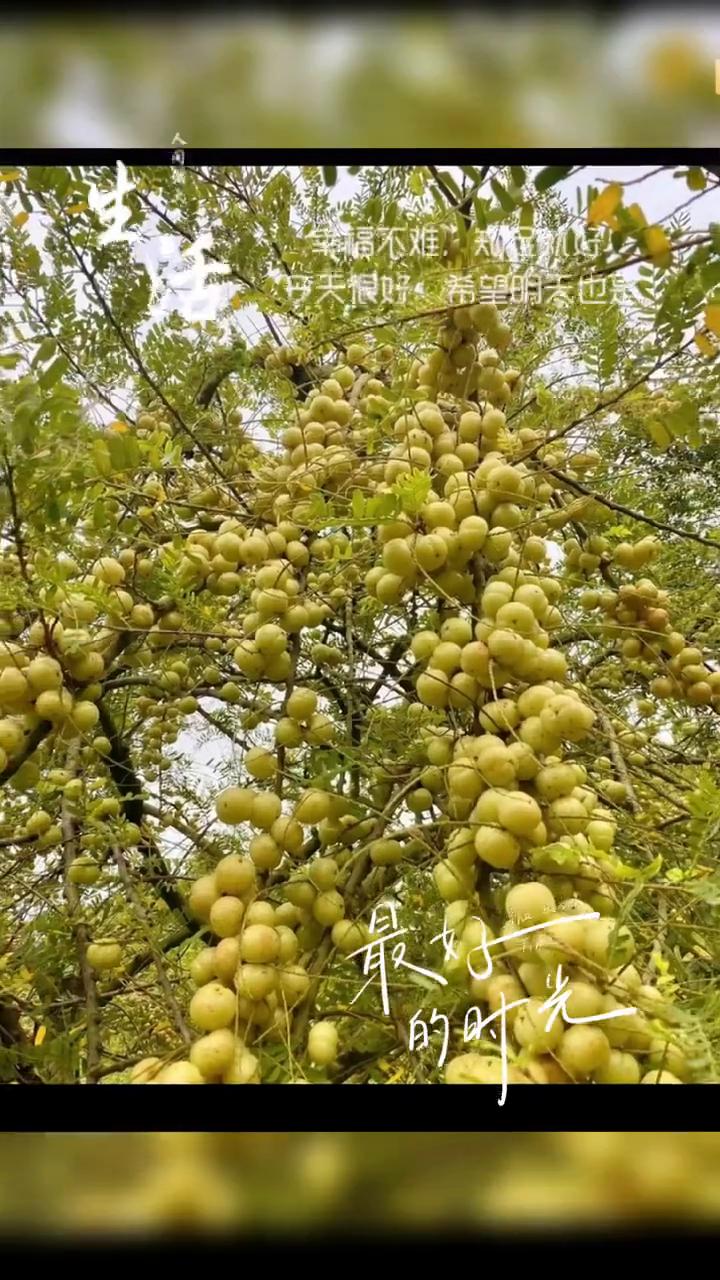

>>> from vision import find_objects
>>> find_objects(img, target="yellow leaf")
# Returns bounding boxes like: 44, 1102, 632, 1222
34, 1025, 46, 1047
588, 183, 622, 226
647, 420, 673, 450
109, 420, 129, 433
13, 211, 29, 228
386, 1065, 407, 1083
626, 202, 647, 228
0, 171, 21, 182
694, 332, 717, 357
230, 292, 243, 310
644, 225, 672, 266
19, 966, 32, 982
67, 202, 88, 215
704, 304, 720, 336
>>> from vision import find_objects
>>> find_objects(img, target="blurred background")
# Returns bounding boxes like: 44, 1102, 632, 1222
0, 10, 718, 146
0, 1132, 718, 1238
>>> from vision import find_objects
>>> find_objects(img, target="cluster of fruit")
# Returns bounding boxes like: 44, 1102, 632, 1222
1, 290, 705, 1085
164, 307, 696, 1085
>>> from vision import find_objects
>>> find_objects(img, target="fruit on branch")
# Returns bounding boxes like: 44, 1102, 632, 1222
2, 276, 708, 1088
86, 939, 122, 972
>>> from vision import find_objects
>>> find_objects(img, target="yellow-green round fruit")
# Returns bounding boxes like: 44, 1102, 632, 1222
595, 1050, 641, 1084
276, 716, 303, 748
640, 1069, 682, 1085
214, 937, 241, 985
271, 815, 304, 855
86, 939, 122, 971
245, 747, 277, 780
513, 999, 563, 1054
584, 918, 635, 968
558, 1025, 611, 1078
250, 790, 282, 829
189, 981, 237, 1032
308, 856, 339, 891
496, 791, 542, 838
249, 832, 282, 870
94, 556, 125, 586
279, 963, 311, 1006
444, 1053, 530, 1085
188, 869, 222, 921
158, 1061, 205, 1084
313, 889, 345, 927
331, 919, 368, 955
25, 809, 52, 837
209, 895, 245, 939
0, 718, 24, 755
72, 700, 100, 733
562, 981, 605, 1020
370, 838, 403, 866
254, 622, 287, 655
130, 1056, 162, 1083
68, 855, 100, 886
190, 946, 217, 987
223, 1047, 260, 1085
474, 826, 520, 869
416, 670, 450, 708
294, 789, 333, 825
35, 689, 72, 722
240, 923, 280, 965
215, 855, 255, 897
284, 879, 316, 911
215, 786, 255, 825
237, 963, 276, 1001
190, 1029, 237, 1079
308, 1020, 338, 1066
504, 881, 556, 927
26, 656, 64, 693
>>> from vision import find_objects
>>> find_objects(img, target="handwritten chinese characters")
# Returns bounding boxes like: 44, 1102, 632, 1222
346, 900, 637, 1105
86, 164, 232, 324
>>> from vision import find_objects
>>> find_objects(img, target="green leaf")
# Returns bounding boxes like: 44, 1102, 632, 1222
510, 166, 526, 189
38, 356, 68, 389
392, 469, 432, 516
473, 197, 489, 230
365, 196, 382, 224
435, 169, 461, 201
519, 201, 534, 229
460, 165, 482, 184
34, 336, 57, 365
45, 494, 62, 523
686, 167, 707, 192
534, 165, 573, 193
647, 419, 673, 450
0, 353, 21, 369
490, 178, 516, 213
683, 877, 720, 907
321, 165, 337, 188
351, 489, 366, 519
92, 438, 112, 477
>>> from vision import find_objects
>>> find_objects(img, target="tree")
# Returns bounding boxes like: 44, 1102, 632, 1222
0, 161, 719, 1086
